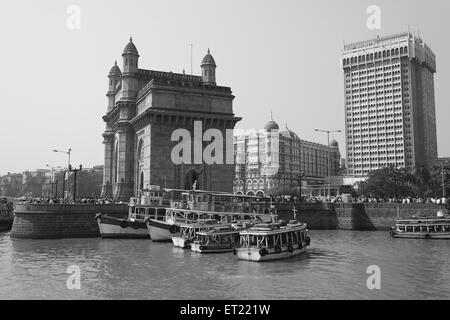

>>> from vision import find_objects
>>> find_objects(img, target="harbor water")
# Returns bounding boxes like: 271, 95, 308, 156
0, 230, 449, 300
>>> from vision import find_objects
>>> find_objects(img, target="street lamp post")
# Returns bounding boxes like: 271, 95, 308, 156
69, 164, 83, 202
314, 129, 341, 198
46, 165, 57, 198
53, 149, 71, 200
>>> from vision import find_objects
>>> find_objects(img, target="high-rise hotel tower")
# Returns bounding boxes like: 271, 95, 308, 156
342, 32, 437, 178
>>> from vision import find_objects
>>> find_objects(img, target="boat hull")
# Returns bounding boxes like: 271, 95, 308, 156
172, 236, 191, 248
146, 219, 179, 242
0, 220, 13, 232
236, 243, 307, 262
390, 231, 450, 239
96, 215, 150, 239
191, 242, 235, 254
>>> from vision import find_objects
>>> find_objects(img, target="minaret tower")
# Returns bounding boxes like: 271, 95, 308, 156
101, 61, 121, 198
106, 61, 121, 112
121, 37, 140, 100
201, 49, 216, 85
113, 37, 140, 201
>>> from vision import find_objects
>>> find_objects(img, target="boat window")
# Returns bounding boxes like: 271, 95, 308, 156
281, 233, 287, 245
267, 235, 274, 248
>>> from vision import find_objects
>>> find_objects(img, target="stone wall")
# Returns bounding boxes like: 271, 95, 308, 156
275, 203, 447, 230
11, 203, 128, 239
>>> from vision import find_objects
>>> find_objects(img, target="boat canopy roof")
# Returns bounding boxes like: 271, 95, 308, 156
197, 228, 241, 236
169, 207, 270, 218
163, 188, 270, 199
395, 218, 450, 225
240, 223, 307, 236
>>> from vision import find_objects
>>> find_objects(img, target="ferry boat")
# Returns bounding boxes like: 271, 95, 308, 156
190, 222, 252, 254
235, 217, 310, 262
96, 186, 167, 239
146, 188, 273, 242
172, 219, 219, 249
0, 197, 14, 232
390, 211, 450, 239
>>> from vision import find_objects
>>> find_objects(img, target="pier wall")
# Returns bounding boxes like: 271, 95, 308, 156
11, 203, 128, 239
275, 203, 447, 230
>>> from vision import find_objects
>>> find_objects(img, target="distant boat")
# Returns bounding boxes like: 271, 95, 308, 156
390, 211, 450, 239
235, 217, 310, 262
0, 197, 14, 232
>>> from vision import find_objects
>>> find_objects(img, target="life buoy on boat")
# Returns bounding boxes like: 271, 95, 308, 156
120, 220, 128, 229
287, 244, 294, 253
132, 222, 140, 229
275, 246, 282, 254
259, 248, 268, 257
169, 225, 178, 234
174, 202, 179, 209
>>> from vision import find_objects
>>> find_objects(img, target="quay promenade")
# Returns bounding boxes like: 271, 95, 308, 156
6, 201, 447, 239
10, 203, 128, 239
276, 203, 448, 231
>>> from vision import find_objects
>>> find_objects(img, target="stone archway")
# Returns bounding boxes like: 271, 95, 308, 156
184, 169, 200, 190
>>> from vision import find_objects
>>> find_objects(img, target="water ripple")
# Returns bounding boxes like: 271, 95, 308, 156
0, 230, 449, 299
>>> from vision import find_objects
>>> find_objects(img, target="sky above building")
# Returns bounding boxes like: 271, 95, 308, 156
0, 0, 449, 175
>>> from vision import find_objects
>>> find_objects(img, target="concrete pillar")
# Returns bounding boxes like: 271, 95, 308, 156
113, 122, 135, 201
101, 133, 114, 198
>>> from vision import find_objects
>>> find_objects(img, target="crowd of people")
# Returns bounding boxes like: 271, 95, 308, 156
269, 194, 450, 206
18, 197, 116, 204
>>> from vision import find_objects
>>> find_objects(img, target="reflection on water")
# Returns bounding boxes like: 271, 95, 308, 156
0, 230, 449, 299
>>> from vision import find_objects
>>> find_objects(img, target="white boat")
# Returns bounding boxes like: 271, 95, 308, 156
390, 211, 450, 239
190, 223, 251, 254
146, 188, 273, 242
172, 219, 219, 248
96, 186, 167, 239
235, 218, 310, 262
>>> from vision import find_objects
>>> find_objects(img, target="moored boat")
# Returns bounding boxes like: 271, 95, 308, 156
146, 188, 273, 242
172, 219, 219, 248
96, 186, 167, 239
390, 211, 450, 239
235, 218, 310, 262
190, 223, 251, 254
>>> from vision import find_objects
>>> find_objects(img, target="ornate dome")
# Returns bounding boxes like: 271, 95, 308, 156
264, 120, 279, 131
330, 140, 339, 148
123, 37, 139, 55
108, 61, 121, 76
281, 125, 300, 140
201, 49, 216, 67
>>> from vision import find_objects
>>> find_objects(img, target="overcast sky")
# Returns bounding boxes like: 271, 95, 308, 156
0, 0, 449, 175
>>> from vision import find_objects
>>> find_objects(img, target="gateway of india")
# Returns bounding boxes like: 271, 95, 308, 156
101, 38, 241, 201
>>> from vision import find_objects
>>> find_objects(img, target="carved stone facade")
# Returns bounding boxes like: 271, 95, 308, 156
101, 38, 241, 201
